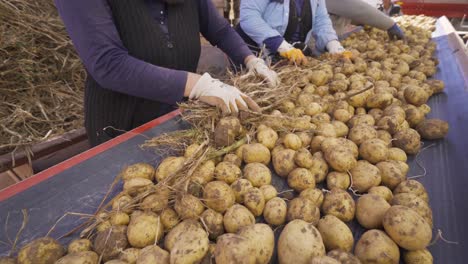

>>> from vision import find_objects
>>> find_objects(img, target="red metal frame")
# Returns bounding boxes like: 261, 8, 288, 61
401, 2, 468, 18
0, 110, 181, 202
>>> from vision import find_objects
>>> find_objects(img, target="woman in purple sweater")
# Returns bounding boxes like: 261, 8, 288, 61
55, 0, 278, 146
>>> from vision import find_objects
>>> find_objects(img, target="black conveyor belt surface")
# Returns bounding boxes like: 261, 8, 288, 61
1, 35, 467, 262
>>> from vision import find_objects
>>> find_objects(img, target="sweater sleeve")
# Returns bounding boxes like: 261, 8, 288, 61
54, 0, 188, 105
198, 0, 253, 65
326, 0, 394, 30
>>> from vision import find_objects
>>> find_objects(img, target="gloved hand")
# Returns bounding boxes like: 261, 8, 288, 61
326, 40, 345, 54
246, 57, 280, 87
277, 40, 307, 65
190, 73, 261, 114
387, 23, 405, 40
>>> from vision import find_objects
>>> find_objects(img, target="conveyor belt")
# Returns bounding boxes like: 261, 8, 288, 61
0, 35, 467, 263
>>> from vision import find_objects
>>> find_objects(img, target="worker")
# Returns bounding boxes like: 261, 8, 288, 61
236, 0, 344, 65
326, 0, 405, 40
55, 0, 278, 146
378, 0, 403, 17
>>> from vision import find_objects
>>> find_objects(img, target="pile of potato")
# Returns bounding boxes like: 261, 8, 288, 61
6, 16, 450, 264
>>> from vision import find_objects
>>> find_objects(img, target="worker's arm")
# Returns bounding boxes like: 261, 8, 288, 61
54, 0, 189, 105
312, 0, 340, 52
199, 0, 279, 86
239, 0, 283, 47
54, 0, 260, 114
326, 0, 394, 30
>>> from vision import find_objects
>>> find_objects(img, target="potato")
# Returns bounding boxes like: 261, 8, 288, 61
309, 152, 329, 183
214, 116, 242, 147
288, 168, 316, 192
309, 70, 329, 86
231, 179, 253, 203
324, 149, 357, 173
368, 108, 383, 122
191, 160, 215, 185
368, 186, 393, 202
223, 204, 255, 233
67, 238, 92, 254
317, 215, 354, 252
104, 259, 127, 264
316, 123, 337, 137
404, 85, 429, 106
241, 143, 272, 165
305, 102, 324, 116
243, 163, 271, 187
280, 100, 296, 113
200, 209, 224, 239
376, 129, 392, 147
403, 249, 433, 264
356, 194, 391, 229
278, 220, 326, 264
184, 143, 200, 158
322, 189, 355, 222
110, 212, 130, 226
394, 180, 429, 203
0, 257, 17, 264
327, 249, 361, 264
331, 121, 349, 137
281, 133, 302, 150
260, 185, 277, 201
174, 194, 204, 219
96, 221, 111, 232
273, 149, 297, 177
355, 107, 367, 115
94, 225, 128, 261
416, 119, 449, 140
310, 256, 341, 264
295, 148, 314, 168
235, 144, 246, 160
333, 109, 352, 123
137, 245, 169, 264
264, 197, 287, 226
287, 197, 320, 224
215, 161, 241, 184
347, 114, 375, 128
377, 161, 407, 190
123, 178, 153, 196
119, 248, 140, 264
388, 147, 408, 161
392, 193, 433, 227
300, 188, 324, 207
256, 126, 279, 150
349, 160, 381, 193
121, 163, 155, 181
359, 138, 389, 164
377, 115, 402, 135
204, 181, 235, 213
214, 234, 255, 264
127, 211, 163, 248
348, 125, 377, 145
140, 187, 169, 213
310, 136, 326, 153
17, 237, 65, 264
354, 230, 400, 264
426, 79, 444, 94
165, 220, 202, 250
366, 93, 393, 109
405, 105, 425, 127
393, 128, 421, 155
383, 206, 432, 250
238, 224, 274, 264
55, 251, 99, 264
419, 104, 431, 115
326, 171, 350, 190
160, 208, 179, 231
170, 222, 209, 264
297, 132, 313, 147
112, 194, 132, 213
321, 138, 358, 158
155, 156, 185, 182
223, 154, 242, 167
244, 187, 266, 216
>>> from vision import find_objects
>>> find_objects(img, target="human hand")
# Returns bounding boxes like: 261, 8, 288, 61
190, 73, 261, 115
245, 57, 279, 87
387, 23, 405, 40
326, 40, 345, 54
277, 40, 307, 65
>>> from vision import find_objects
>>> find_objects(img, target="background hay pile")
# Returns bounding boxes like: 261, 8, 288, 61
0, 0, 85, 156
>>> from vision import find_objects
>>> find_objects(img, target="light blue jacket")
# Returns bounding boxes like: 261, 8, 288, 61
239, 0, 338, 52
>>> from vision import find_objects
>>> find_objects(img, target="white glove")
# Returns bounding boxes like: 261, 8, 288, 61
277, 40, 295, 53
246, 58, 279, 87
190, 73, 260, 114
326, 40, 345, 54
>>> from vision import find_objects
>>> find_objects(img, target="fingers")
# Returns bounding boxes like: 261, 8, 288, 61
242, 95, 262, 113
199, 96, 230, 115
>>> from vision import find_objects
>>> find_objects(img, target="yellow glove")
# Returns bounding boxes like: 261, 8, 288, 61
277, 41, 307, 65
